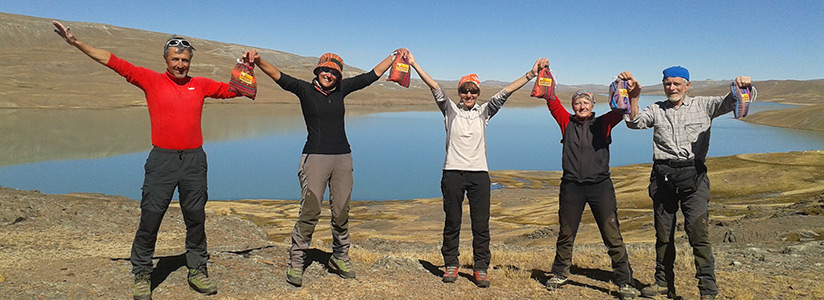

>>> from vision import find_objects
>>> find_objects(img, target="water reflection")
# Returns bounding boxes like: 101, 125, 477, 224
0, 98, 822, 201
0, 105, 305, 166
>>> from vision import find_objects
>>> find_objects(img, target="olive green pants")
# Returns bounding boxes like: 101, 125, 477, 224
289, 154, 353, 268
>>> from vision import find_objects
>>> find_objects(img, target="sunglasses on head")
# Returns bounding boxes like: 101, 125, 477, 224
319, 67, 340, 77
574, 90, 593, 98
459, 88, 480, 95
166, 39, 195, 50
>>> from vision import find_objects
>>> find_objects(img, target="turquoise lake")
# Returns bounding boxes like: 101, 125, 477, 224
1, 96, 822, 201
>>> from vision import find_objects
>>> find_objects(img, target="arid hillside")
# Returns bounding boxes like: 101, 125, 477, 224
3, 12, 823, 133
0, 12, 560, 110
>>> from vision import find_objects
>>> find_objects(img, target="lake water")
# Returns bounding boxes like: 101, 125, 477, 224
1, 97, 822, 201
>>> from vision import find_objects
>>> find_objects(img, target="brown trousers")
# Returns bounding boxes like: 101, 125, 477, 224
289, 153, 353, 268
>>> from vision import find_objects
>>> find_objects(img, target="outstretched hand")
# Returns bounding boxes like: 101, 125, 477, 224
533, 58, 549, 75
406, 50, 416, 65
52, 20, 77, 45
394, 48, 410, 61
242, 49, 259, 64
618, 71, 642, 98
735, 76, 752, 88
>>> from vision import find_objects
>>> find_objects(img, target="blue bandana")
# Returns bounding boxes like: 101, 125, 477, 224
663, 66, 690, 81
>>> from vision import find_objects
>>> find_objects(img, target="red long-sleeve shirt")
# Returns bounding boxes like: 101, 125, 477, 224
106, 54, 238, 150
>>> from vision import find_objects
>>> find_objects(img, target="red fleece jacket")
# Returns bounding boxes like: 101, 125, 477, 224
106, 54, 238, 150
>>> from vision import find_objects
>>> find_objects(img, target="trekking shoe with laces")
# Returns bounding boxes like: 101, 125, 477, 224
442, 266, 459, 283
618, 284, 639, 300
187, 267, 217, 295
327, 256, 356, 279
546, 275, 568, 289
286, 267, 303, 287
133, 273, 151, 300
473, 270, 490, 288
639, 283, 672, 298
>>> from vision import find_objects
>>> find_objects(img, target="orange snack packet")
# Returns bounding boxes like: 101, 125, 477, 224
387, 54, 411, 88
530, 68, 556, 100
228, 58, 257, 99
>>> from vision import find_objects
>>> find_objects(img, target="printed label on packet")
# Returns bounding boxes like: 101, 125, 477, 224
741, 93, 750, 102
619, 89, 628, 97
395, 62, 409, 73
538, 78, 553, 86
238, 72, 254, 85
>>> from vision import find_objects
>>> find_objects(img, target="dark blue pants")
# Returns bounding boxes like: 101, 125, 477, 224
440, 170, 491, 270
130, 146, 209, 275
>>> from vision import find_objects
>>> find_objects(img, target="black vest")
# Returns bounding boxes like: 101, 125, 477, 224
561, 114, 612, 183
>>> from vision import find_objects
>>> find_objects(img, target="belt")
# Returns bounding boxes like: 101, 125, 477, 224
654, 159, 697, 168
151, 146, 203, 153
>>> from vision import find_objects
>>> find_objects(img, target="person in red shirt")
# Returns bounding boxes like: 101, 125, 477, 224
543, 80, 641, 299
53, 21, 249, 300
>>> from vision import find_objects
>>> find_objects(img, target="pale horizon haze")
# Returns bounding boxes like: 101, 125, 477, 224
3, 0, 822, 86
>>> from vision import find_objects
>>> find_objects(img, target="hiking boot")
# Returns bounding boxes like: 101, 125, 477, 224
327, 256, 356, 279
473, 270, 490, 288
133, 273, 151, 300
618, 284, 639, 300
187, 267, 217, 295
546, 275, 568, 289
640, 283, 672, 298
286, 267, 303, 287
442, 266, 459, 283
700, 295, 717, 300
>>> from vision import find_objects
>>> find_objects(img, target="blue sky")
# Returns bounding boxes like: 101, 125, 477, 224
4, 0, 822, 85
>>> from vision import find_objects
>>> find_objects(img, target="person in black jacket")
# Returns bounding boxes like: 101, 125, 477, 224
248, 48, 404, 287
543, 77, 641, 300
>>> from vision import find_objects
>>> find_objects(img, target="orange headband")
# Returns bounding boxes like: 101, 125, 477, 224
458, 74, 481, 90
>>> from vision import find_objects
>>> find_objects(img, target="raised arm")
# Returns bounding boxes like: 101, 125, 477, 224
407, 51, 439, 90
618, 71, 642, 120
503, 58, 547, 93
372, 48, 406, 77
53, 20, 111, 65
245, 49, 281, 82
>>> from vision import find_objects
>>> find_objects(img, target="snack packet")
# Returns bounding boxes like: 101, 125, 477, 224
387, 54, 411, 88
228, 58, 257, 99
731, 82, 757, 119
608, 79, 630, 114
530, 68, 556, 100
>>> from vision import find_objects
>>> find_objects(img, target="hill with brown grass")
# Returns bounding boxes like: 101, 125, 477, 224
0, 12, 545, 111
3, 12, 823, 133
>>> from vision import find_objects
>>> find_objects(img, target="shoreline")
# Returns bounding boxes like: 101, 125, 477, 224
206, 150, 824, 243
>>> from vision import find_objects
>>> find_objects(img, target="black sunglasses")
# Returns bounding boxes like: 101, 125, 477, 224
459, 88, 480, 95
166, 39, 195, 50
319, 67, 340, 77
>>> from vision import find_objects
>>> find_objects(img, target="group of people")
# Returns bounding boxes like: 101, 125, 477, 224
53, 20, 751, 300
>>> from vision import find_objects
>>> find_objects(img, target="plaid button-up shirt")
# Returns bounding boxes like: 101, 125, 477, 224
625, 94, 735, 161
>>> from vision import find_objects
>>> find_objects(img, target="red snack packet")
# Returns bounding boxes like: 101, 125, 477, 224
228, 58, 257, 100
387, 54, 411, 88
530, 68, 556, 100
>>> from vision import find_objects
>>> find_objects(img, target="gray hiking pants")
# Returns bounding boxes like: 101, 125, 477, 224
131, 146, 209, 275
289, 153, 353, 268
